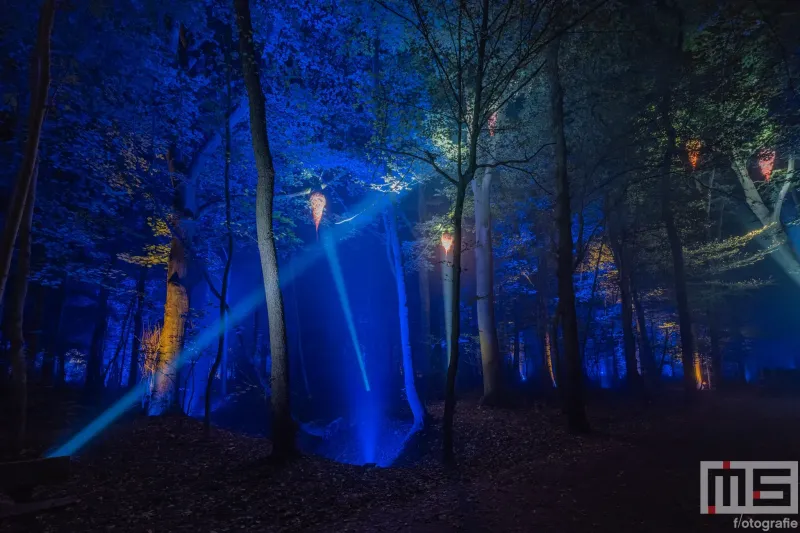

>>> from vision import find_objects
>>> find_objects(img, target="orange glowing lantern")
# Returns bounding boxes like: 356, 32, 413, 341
686, 139, 701, 170
758, 149, 775, 182
310, 191, 326, 235
488, 112, 497, 137
441, 231, 453, 255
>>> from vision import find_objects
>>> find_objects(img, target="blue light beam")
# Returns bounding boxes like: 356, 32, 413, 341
322, 232, 371, 392
47, 190, 395, 458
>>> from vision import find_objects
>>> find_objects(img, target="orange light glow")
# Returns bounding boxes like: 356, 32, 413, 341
488, 112, 497, 137
758, 149, 775, 182
687, 139, 701, 170
441, 232, 453, 255
545, 332, 556, 387
694, 355, 703, 390
310, 192, 326, 233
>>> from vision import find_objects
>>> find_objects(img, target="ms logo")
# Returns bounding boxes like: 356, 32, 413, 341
700, 461, 798, 515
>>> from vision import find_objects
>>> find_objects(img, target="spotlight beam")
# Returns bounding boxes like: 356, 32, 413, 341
47, 190, 397, 458
322, 233, 371, 392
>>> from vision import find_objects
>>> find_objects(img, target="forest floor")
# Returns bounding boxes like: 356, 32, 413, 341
2, 389, 800, 532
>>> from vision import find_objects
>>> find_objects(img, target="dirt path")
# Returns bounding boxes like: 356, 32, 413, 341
332, 396, 800, 532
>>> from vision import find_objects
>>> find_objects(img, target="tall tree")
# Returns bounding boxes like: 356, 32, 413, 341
205, 59, 234, 433
548, 37, 589, 432
656, 1, 697, 396
384, 200, 425, 430
6, 164, 38, 454
473, 160, 502, 403
0, 0, 55, 308
235, 0, 295, 458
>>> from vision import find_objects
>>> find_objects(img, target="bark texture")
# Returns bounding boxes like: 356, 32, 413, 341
235, 0, 295, 458
472, 169, 502, 403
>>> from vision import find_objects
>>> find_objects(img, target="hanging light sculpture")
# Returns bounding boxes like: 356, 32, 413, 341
488, 112, 498, 137
309, 191, 326, 236
441, 231, 453, 255
686, 139, 701, 170
758, 149, 776, 182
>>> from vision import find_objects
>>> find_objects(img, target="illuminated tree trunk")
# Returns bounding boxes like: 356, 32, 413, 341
236, 0, 295, 458
7, 165, 37, 454
152, 231, 189, 412
441, 247, 453, 370
617, 253, 643, 393
632, 286, 656, 382
731, 157, 800, 288
443, 184, 466, 462
417, 184, 432, 397
86, 287, 109, 392
128, 267, 146, 388
548, 38, 589, 432
536, 238, 553, 389
472, 168, 502, 404
385, 201, 425, 430
0, 0, 55, 308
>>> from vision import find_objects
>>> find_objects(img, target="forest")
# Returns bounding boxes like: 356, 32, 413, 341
1, 0, 799, 531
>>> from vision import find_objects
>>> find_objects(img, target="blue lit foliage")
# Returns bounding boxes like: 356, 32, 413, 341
13, 0, 800, 468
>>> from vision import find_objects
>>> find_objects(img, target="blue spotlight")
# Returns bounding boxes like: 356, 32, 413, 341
47, 190, 396, 458
322, 233, 371, 392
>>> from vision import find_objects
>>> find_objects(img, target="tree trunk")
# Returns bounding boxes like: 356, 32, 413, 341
608, 229, 644, 395
0, 0, 55, 308
205, 75, 234, 433
617, 255, 642, 393
512, 301, 520, 380
24, 285, 44, 378
85, 287, 109, 392
548, 39, 589, 432
472, 169, 502, 403
152, 229, 189, 413
417, 184, 432, 399
441, 245, 453, 373
731, 158, 800, 288
536, 237, 553, 389
442, 184, 466, 462
632, 285, 656, 381
235, 0, 295, 458
40, 284, 60, 385
102, 296, 135, 385
128, 267, 146, 387
385, 201, 425, 430
7, 164, 38, 454
657, 4, 696, 397
659, 104, 696, 397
